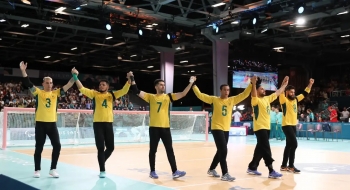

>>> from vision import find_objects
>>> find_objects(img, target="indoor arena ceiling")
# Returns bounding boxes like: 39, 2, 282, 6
0, 0, 350, 76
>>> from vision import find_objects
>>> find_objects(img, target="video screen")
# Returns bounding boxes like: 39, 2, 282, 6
232, 71, 278, 91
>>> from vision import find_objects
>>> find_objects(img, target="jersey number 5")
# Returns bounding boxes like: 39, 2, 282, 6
156, 102, 162, 113
222, 105, 227, 116
45, 98, 51, 108
102, 99, 107, 108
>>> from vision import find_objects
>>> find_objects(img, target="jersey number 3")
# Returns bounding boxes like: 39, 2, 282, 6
45, 98, 51, 108
222, 105, 227, 116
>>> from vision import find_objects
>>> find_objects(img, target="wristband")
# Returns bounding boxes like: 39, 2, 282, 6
130, 76, 135, 82
72, 73, 78, 81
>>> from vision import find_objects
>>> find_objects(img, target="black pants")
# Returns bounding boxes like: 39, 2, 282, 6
93, 122, 115, 172
248, 129, 274, 170
209, 130, 229, 175
34, 122, 61, 171
282, 125, 298, 167
149, 127, 177, 173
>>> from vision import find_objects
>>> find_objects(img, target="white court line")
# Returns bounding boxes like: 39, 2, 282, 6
173, 177, 258, 189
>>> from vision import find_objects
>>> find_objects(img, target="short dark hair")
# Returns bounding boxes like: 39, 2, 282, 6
154, 79, 164, 86
220, 84, 229, 90
99, 80, 110, 85
285, 85, 295, 91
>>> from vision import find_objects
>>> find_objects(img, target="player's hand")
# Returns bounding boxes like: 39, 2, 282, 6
189, 76, 196, 83
19, 61, 27, 71
309, 78, 314, 84
282, 76, 289, 85
71, 67, 79, 75
126, 71, 133, 79
251, 76, 257, 84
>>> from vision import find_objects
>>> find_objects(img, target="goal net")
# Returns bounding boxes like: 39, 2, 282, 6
1, 107, 209, 149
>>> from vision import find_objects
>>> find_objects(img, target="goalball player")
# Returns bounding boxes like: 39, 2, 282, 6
71, 68, 131, 178
192, 76, 254, 181
247, 76, 288, 179
279, 78, 314, 173
129, 73, 194, 179
20, 61, 75, 178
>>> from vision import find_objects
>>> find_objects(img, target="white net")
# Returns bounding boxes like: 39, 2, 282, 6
1, 108, 208, 147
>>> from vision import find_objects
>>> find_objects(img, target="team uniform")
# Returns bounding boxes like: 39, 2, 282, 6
248, 93, 282, 178
79, 82, 130, 173
279, 87, 310, 172
32, 87, 63, 175
141, 93, 186, 178
193, 84, 252, 181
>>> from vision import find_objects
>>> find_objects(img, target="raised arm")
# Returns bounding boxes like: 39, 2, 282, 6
173, 76, 196, 100
19, 61, 37, 94
275, 76, 289, 96
192, 77, 214, 104
251, 76, 257, 97
62, 77, 75, 92
113, 72, 132, 98
296, 78, 314, 101
71, 67, 95, 99
231, 83, 252, 104
129, 73, 148, 100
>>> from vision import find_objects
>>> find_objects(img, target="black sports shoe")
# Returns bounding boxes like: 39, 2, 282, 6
287, 167, 301, 173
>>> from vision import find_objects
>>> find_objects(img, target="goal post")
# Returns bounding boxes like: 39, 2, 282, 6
1, 107, 209, 149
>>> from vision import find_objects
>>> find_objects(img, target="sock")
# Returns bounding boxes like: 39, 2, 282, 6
268, 165, 274, 173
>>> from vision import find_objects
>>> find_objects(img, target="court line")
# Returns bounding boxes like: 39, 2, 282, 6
172, 177, 258, 189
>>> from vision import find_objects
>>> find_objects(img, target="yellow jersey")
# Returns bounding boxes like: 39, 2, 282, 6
193, 84, 252, 131
279, 87, 311, 126
252, 93, 278, 131
142, 93, 177, 128
32, 87, 62, 122
79, 82, 130, 122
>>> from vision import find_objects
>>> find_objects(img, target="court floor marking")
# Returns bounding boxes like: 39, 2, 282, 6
173, 177, 260, 189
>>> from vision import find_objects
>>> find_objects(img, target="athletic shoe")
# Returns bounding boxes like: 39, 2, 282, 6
33, 170, 40, 178
247, 169, 262, 175
49, 169, 59, 178
280, 166, 288, 171
268, 170, 283, 179
287, 167, 301, 173
149, 171, 159, 179
221, 173, 235, 181
172, 170, 186, 179
99, 171, 106, 178
207, 169, 220, 177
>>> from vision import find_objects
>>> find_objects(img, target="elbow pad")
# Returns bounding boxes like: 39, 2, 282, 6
130, 84, 140, 95
302, 90, 309, 97
22, 76, 34, 88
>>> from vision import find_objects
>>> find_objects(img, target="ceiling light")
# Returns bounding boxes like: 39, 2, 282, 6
0, 19, 5, 22
146, 25, 152, 28
212, 2, 225, 7
298, 6, 304, 14
71, 47, 77, 50
261, 28, 268, 33
44, 56, 50, 59
0, 38, 2, 40
152, 23, 158, 26
147, 66, 154, 68
273, 47, 284, 50
106, 24, 111, 30
190, 70, 195, 73
21, 0, 31, 5
55, 7, 66, 13
227, 66, 230, 68
176, 47, 181, 50
252, 18, 257, 25
341, 35, 350, 38
138, 29, 143, 36
46, 26, 52, 30
337, 11, 348, 15
295, 17, 306, 25
130, 55, 137, 57
80, 4, 87, 6
231, 20, 239, 24
180, 60, 188, 63
21, 24, 29, 28
105, 36, 113, 39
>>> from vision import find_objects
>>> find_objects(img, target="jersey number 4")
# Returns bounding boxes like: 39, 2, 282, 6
222, 105, 227, 116
102, 99, 107, 108
45, 98, 51, 108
